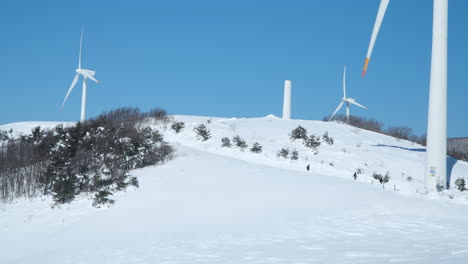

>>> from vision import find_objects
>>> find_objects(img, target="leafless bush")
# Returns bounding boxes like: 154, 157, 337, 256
149, 107, 171, 125
384, 126, 413, 141
325, 114, 383, 133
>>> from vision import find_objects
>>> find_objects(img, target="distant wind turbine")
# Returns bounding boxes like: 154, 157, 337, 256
61, 28, 100, 122
361, 0, 448, 190
329, 65, 367, 123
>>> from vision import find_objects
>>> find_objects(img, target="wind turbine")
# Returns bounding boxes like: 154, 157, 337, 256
61, 28, 100, 122
329, 65, 367, 123
362, 0, 448, 190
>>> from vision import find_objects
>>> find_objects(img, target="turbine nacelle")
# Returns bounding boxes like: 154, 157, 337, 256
76, 68, 95, 76
76, 68, 100, 83
343, 97, 367, 109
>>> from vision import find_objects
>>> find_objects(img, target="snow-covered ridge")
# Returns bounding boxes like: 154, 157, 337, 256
2, 115, 468, 202
2, 115, 468, 263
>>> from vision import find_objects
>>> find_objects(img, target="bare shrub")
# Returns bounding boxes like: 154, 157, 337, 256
384, 126, 414, 141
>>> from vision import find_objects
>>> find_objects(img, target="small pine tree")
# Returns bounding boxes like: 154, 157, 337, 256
322, 132, 334, 145
221, 137, 232, 147
303, 135, 321, 150
92, 189, 115, 207
372, 172, 383, 181
290, 149, 299, 160
250, 142, 262, 153
290, 125, 308, 141
233, 135, 247, 150
436, 183, 445, 192
171, 122, 185, 133
455, 178, 466, 191
194, 124, 211, 141
382, 173, 390, 184
277, 148, 289, 158
406, 176, 414, 182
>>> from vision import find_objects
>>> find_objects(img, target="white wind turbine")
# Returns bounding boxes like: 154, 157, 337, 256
61, 29, 100, 122
329, 65, 367, 123
362, 0, 448, 190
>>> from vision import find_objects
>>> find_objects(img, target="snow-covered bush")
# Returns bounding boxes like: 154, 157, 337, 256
250, 142, 262, 153
455, 178, 466, 191
233, 135, 247, 150
406, 176, 413, 182
277, 148, 289, 159
171, 122, 185, 133
322, 132, 334, 145
221, 137, 232, 148
194, 124, 211, 141
436, 184, 445, 192
372, 172, 383, 181
290, 126, 308, 141
303, 135, 321, 151
372, 172, 390, 184
290, 149, 299, 160
382, 173, 390, 184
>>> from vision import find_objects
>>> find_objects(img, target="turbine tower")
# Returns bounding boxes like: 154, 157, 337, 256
62, 28, 100, 122
282, 80, 292, 119
329, 66, 367, 123
362, 0, 448, 190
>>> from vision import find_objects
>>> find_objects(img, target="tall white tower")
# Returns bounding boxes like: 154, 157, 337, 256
425, 0, 448, 190
282, 80, 292, 119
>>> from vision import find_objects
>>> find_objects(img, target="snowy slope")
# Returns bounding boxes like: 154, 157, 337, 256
1, 116, 468, 263
164, 115, 468, 198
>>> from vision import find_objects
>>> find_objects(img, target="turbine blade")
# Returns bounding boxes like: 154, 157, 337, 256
79, 27, 83, 69
329, 101, 344, 121
343, 65, 347, 98
349, 100, 367, 109
85, 73, 100, 84
61, 74, 80, 110
362, 0, 390, 77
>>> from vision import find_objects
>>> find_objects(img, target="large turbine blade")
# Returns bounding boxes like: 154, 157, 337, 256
362, 0, 390, 77
349, 100, 367, 109
343, 65, 347, 98
78, 27, 83, 69
61, 74, 80, 110
329, 101, 344, 121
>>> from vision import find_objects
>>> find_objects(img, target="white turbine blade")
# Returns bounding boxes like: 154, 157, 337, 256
78, 27, 83, 69
362, 0, 390, 77
349, 100, 367, 109
329, 101, 344, 121
343, 65, 347, 98
61, 74, 80, 110
84, 73, 100, 84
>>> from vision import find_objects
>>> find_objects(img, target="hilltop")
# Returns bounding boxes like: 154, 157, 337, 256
1, 115, 468, 263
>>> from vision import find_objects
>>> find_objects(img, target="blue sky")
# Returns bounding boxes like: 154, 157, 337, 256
1, 0, 467, 137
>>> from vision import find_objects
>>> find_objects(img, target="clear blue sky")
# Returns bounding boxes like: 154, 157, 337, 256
1, 0, 467, 137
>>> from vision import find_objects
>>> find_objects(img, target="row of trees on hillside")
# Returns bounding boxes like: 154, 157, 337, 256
0, 107, 173, 206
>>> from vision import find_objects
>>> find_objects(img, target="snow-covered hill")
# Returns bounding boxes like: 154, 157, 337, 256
1, 116, 468, 263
